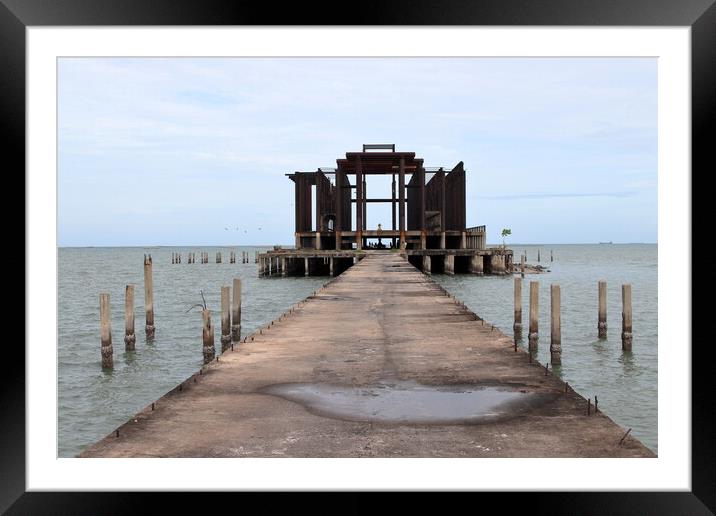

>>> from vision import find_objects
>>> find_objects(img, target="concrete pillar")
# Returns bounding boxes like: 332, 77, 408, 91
513, 278, 522, 336
231, 278, 241, 344
202, 309, 215, 364
330, 257, 334, 276
550, 284, 561, 365
399, 157, 406, 247
143, 254, 155, 339
220, 286, 231, 353
422, 254, 431, 275
100, 292, 113, 369
598, 280, 607, 338
460, 231, 467, 249
490, 254, 505, 275
444, 254, 454, 275
440, 232, 446, 250
124, 284, 136, 351
420, 231, 427, 250
469, 254, 483, 275
268, 257, 273, 276
528, 281, 539, 350
335, 230, 341, 251
356, 157, 363, 250
281, 257, 287, 277
295, 234, 301, 250
622, 284, 633, 351
315, 231, 321, 250
304, 257, 309, 277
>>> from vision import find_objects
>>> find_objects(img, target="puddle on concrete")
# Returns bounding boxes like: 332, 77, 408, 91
261, 380, 556, 425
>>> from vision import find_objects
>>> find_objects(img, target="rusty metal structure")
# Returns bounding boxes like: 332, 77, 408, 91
260, 144, 512, 277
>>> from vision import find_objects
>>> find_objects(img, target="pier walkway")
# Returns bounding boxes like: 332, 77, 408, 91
80, 252, 653, 458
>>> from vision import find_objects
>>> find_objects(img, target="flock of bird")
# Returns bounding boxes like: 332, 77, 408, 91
224, 227, 261, 232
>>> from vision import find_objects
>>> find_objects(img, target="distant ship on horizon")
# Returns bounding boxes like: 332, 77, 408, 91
598, 241, 613, 244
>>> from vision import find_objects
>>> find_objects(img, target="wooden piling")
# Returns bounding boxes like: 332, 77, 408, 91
216, 252, 222, 263
143, 254, 155, 339
537, 250, 541, 262
513, 277, 522, 336
171, 252, 175, 264
621, 284, 633, 351
598, 280, 607, 338
202, 309, 215, 364
528, 281, 539, 350
220, 286, 231, 353
100, 293, 113, 368
550, 284, 561, 365
520, 254, 525, 278
124, 284, 136, 351
304, 257, 309, 276
231, 278, 242, 344
550, 250, 553, 262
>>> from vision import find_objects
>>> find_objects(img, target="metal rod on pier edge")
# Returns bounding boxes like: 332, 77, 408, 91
598, 280, 607, 339
231, 278, 242, 344
143, 254, 155, 339
202, 309, 215, 364
550, 284, 561, 365
100, 293, 113, 369
124, 284, 136, 351
513, 277, 522, 337
528, 281, 539, 350
622, 284, 633, 351
220, 286, 231, 353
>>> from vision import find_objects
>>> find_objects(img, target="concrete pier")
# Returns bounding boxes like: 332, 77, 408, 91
80, 253, 653, 458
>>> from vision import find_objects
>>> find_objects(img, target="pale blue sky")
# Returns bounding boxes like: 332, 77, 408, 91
58, 57, 657, 246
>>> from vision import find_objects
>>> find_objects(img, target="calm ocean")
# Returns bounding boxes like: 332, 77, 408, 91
58, 243, 657, 456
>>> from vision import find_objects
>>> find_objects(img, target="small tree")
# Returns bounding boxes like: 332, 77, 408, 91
501, 228, 512, 249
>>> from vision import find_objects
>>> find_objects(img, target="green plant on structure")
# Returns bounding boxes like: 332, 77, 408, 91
501, 228, 512, 249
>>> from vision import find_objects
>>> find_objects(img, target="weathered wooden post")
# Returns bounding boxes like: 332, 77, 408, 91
598, 280, 607, 338
513, 277, 523, 336
216, 252, 222, 263
622, 284, 633, 351
124, 284, 136, 351
177, 253, 181, 264
550, 250, 553, 262
143, 254, 155, 339
282, 257, 288, 277
537, 249, 541, 262
220, 286, 231, 353
231, 278, 242, 344
172, 252, 175, 264
100, 293, 113, 368
520, 254, 525, 278
202, 308, 215, 364
550, 284, 561, 364
528, 281, 539, 350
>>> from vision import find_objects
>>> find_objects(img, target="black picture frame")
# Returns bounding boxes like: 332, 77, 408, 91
3, 0, 711, 512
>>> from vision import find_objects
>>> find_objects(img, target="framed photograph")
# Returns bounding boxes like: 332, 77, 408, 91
5, 0, 711, 511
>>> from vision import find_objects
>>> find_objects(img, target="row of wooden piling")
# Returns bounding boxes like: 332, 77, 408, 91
172, 251, 258, 264
99, 254, 245, 368
512, 278, 633, 362
518, 249, 554, 263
